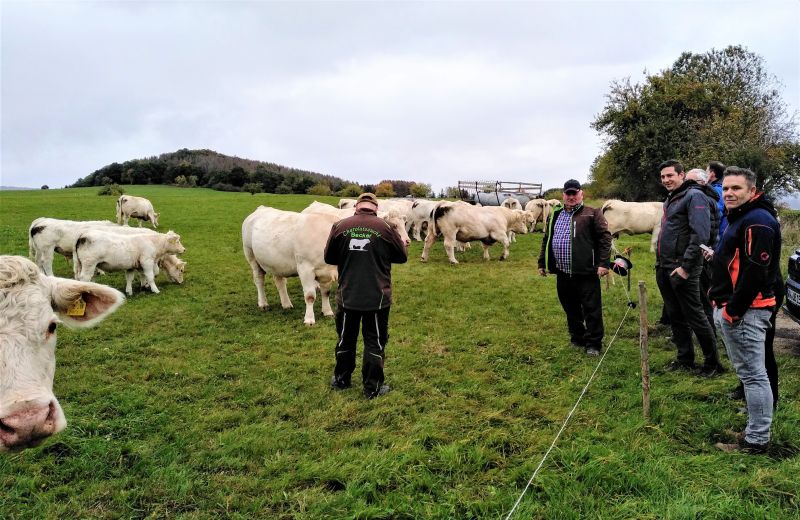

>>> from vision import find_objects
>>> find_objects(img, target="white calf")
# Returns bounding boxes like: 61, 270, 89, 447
29, 218, 119, 275
74, 230, 185, 295
117, 195, 159, 228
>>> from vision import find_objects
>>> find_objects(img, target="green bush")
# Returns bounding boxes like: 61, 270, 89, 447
97, 183, 124, 196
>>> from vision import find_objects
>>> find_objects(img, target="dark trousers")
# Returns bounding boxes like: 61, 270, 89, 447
699, 264, 717, 337
656, 266, 721, 369
334, 307, 390, 396
556, 272, 604, 350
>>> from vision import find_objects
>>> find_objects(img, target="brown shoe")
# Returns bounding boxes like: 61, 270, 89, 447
714, 438, 768, 454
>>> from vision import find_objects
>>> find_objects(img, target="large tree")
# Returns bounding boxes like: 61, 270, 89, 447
591, 46, 799, 200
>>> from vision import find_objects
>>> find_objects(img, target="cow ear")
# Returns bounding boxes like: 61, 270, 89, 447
48, 278, 125, 328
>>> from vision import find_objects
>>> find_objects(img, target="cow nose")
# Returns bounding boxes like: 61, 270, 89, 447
0, 402, 59, 450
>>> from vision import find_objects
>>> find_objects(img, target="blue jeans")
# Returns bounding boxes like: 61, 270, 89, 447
713, 307, 773, 445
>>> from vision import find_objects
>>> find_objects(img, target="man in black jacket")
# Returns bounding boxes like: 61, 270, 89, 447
324, 192, 409, 399
655, 160, 724, 377
538, 179, 612, 356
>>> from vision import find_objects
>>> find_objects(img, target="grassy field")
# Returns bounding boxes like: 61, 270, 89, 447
1, 186, 798, 519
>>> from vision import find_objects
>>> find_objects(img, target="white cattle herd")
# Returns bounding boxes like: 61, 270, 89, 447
2, 192, 663, 451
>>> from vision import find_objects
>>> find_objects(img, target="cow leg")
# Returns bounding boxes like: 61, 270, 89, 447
125, 270, 135, 296
40, 248, 55, 276
77, 261, 96, 282
297, 268, 318, 326
421, 229, 436, 262
273, 276, 293, 309
442, 236, 459, 264
142, 260, 159, 293
481, 243, 491, 260
243, 248, 269, 309
318, 278, 335, 317
495, 234, 511, 260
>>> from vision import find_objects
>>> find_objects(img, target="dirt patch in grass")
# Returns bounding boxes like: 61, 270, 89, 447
774, 310, 800, 356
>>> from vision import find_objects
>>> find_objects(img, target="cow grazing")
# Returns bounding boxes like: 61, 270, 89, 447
28, 218, 122, 275
242, 206, 410, 325
74, 230, 185, 295
0, 255, 124, 452
600, 200, 663, 252
116, 195, 159, 228
421, 203, 528, 264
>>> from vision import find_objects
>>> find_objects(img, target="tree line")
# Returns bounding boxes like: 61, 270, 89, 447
72, 148, 433, 198
590, 46, 799, 201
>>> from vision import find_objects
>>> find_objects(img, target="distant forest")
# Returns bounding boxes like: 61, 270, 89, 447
71, 148, 381, 196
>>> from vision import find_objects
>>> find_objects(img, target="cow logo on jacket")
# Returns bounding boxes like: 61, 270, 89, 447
349, 238, 371, 251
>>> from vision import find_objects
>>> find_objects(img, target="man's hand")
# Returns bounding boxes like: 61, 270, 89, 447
670, 266, 689, 279
597, 266, 609, 277
538, 268, 547, 277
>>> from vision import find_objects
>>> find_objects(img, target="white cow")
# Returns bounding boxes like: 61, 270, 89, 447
378, 199, 414, 235
500, 198, 524, 242
74, 230, 185, 295
0, 255, 124, 451
501, 197, 522, 210
524, 199, 548, 231
600, 200, 664, 252
301, 201, 356, 219
421, 203, 529, 264
242, 206, 410, 325
410, 199, 440, 241
29, 218, 121, 275
116, 195, 159, 228
338, 198, 357, 209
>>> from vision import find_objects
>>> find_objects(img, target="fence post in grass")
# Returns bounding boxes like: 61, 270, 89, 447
638, 280, 650, 421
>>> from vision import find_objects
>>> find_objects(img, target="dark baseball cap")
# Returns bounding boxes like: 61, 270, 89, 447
563, 179, 581, 193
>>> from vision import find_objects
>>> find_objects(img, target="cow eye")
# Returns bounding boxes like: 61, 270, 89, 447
47, 322, 57, 334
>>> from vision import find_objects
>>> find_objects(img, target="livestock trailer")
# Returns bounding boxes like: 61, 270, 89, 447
457, 180, 543, 207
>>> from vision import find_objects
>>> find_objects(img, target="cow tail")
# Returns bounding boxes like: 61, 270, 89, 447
116, 198, 122, 224
73, 236, 88, 278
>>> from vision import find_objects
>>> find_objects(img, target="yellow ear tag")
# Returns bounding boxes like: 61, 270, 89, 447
67, 297, 87, 317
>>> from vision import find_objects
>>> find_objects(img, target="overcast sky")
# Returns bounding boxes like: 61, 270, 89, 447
2, 1, 798, 194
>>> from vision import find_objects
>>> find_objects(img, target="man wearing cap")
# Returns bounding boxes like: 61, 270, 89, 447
655, 159, 724, 377
538, 180, 612, 356
324, 192, 409, 399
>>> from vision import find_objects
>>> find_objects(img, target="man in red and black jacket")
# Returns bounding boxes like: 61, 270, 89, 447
324, 192, 409, 399
709, 167, 781, 454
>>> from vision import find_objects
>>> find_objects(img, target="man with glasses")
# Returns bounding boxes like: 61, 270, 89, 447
538, 180, 612, 356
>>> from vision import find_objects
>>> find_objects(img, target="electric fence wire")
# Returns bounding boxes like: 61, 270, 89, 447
504, 283, 635, 520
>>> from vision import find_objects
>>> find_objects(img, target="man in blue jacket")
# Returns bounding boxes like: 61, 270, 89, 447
707, 161, 726, 237
655, 160, 724, 377
710, 167, 781, 454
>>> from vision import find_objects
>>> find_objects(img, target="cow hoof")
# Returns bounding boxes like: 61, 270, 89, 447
304, 320, 315, 326
323, 311, 334, 317
500, 257, 507, 261
258, 304, 268, 310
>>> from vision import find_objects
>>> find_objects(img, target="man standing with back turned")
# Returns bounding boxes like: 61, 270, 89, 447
324, 192, 409, 399
709, 167, 781, 454
655, 159, 724, 377
538, 179, 612, 357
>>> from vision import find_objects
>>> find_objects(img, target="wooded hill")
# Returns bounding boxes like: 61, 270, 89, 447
70, 148, 360, 194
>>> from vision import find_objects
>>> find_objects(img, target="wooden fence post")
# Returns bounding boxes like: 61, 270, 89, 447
638, 281, 650, 421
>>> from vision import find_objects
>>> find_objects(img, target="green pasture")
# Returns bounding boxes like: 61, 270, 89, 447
1, 186, 798, 519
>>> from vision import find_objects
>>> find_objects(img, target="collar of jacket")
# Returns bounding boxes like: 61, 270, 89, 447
355, 207, 378, 215
667, 179, 698, 200
556, 202, 583, 214
726, 192, 777, 222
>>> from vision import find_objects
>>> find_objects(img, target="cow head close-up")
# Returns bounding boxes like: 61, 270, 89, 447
0, 256, 124, 452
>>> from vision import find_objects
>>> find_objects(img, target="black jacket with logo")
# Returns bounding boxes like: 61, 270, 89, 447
324, 208, 408, 311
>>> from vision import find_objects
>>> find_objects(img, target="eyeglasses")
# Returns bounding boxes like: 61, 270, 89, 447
563, 190, 579, 195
